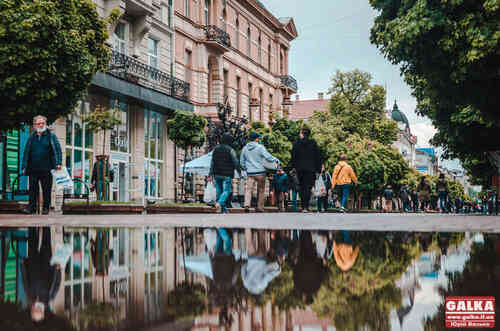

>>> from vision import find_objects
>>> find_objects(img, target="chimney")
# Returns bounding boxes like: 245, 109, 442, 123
295, 94, 299, 101
318, 92, 324, 100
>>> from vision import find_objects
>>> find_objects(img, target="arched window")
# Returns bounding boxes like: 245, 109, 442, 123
204, 0, 210, 25
235, 18, 239, 50
258, 34, 262, 64
267, 43, 271, 71
246, 25, 251, 56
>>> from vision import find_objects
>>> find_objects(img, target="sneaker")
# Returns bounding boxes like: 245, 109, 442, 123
339, 206, 346, 213
302, 209, 309, 213
244, 206, 250, 213
21, 207, 35, 215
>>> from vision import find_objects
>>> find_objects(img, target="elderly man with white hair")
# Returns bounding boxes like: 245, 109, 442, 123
22, 115, 62, 214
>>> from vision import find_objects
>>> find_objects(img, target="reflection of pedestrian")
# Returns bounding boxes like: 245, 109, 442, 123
208, 133, 241, 213
22, 115, 62, 214
333, 231, 359, 272
331, 155, 357, 212
240, 132, 278, 212
21, 227, 62, 323
291, 127, 322, 213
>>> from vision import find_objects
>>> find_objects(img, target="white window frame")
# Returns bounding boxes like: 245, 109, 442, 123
144, 110, 164, 199
109, 228, 131, 312
204, 0, 210, 25
148, 37, 159, 69
162, 1, 172, 27
144, 229, 164, 322
113, 21, 129, 55
184, 0, 190, 18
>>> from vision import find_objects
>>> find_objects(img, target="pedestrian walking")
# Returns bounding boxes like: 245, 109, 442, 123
240, 132, 279, 212
436, 173, 449, 212
272, 167, 290, 212
383, 185, 394, 212
417, 176, 431, 212
291, 127, 322, 212
400, 183, 411, 212
288, 168, 300, 212
316, 166, 332, 212
21, 227, 62, 323
208, 133, 241, 213
411, 189, 419, 212
331, 154, 358, 212
22, 115, 62, 215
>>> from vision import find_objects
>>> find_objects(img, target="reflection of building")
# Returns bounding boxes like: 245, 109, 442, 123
416, 148, 438, 176
0, 128, 30, 201
387, 101, 417, 167
0, 229, 28, 304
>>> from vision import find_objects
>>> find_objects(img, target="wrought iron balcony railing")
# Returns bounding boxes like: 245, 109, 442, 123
280, 75, 298, 92
203, 25, 231, 49
108, 49, 190, 102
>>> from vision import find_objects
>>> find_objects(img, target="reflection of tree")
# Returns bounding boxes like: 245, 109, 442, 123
312, 232, 420, 330
424, 234, 500, 331
165, 281, 207, 321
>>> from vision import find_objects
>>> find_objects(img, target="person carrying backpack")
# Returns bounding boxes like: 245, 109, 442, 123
316, 166, 332, 212
400, 183, 411, 212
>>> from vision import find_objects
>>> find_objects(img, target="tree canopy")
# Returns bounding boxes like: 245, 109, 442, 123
167, 110, 207, 152
0, 0, 115, 131
369, 0, 500, 184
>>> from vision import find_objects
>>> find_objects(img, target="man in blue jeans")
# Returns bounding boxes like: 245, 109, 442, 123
208, 133, 241, 213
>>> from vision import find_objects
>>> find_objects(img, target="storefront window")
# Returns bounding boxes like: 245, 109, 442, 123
66, 101, 93, 195
111, 99, 129, 153
144, 110, 164, 199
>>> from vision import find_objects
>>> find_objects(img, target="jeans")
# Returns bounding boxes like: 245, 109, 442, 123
215, 228, 232, 254
29, 171, 53, 212
403, 201, 411, 212
336, 184, 351, 208
298, 170, 315, 210
438, 192, 447, 212
317, 194, 328, 212
214, 176, 232, 213
291, 190, 298, 212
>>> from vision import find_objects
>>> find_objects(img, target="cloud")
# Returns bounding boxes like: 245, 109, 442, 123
411, 122, 437, 147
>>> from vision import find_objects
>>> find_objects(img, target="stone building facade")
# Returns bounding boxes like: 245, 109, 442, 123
388, 102, 418, 168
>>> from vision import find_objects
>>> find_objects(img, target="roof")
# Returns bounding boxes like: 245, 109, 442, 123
391, 101, 410, 129
416, 148, 436, 157
289, 98, 329, 120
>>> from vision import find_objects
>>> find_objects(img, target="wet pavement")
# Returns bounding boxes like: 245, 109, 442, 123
0, 212, 499, 232
0, 224, 499, 331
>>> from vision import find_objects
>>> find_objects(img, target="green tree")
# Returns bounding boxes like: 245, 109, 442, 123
271, 118, 302, 143
167, 110, 207, 200
0, 0, 116, 131
83, 104, 122, 156
369, 0, 500, 184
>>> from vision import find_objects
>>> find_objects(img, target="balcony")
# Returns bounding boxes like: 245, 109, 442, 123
202, 25, 231, 53
280, 75, 298, 92
107, 49, 190, 102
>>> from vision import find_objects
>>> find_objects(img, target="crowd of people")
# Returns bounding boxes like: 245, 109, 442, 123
209, 126, 499, 215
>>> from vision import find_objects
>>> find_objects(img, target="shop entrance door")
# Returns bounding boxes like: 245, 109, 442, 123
111, 157, 129, 202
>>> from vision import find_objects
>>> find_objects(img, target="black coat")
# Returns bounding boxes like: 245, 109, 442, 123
209, 144, 240, 178
291, 138, 322, 173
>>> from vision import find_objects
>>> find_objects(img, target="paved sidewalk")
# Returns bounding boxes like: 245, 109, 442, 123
0, 213, 499, 232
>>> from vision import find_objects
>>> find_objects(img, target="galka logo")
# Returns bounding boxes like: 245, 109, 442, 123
445, 297, 495, 328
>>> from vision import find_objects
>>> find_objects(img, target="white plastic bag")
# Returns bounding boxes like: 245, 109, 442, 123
203, 181, 217, 204
203, 228, 218, 254
51, 167, 73, 190
50, 242, 73, 268
313, 176, 326, 197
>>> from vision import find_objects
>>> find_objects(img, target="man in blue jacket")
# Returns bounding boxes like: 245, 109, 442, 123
22, 115, 62, 215
240, 132, 278, 212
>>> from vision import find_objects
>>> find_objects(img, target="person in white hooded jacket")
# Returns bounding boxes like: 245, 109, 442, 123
240, 132, 278, 212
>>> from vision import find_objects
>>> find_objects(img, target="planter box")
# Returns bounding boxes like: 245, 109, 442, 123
0, 200, 28, 213
62, 203, 144, 215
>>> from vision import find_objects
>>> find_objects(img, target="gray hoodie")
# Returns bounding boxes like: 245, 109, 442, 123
240, 141, 278, 176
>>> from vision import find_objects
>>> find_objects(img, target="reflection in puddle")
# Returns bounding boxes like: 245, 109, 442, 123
0, 227, 498, 330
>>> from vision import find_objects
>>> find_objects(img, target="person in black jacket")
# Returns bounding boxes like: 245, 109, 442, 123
22, 115, 63, 214
208, 133, 241, 213
21, 227, 62, 323
291, 127, 322, 212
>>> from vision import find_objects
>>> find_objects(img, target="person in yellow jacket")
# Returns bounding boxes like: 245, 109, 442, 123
331, 155, 358, 212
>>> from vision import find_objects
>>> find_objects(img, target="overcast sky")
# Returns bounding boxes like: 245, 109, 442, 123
260, 0, 437, 149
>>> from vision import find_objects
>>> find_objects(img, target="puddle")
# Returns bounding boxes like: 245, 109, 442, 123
0, 227, 498, 330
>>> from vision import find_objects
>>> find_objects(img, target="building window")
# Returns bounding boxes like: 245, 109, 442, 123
248, 82, 253, 121
280, 52, 284, 75
162, 1, 172, 27
184, 50, 192, 85
184, 0, 190, 18
144, 230, 164, 322
258, 34, 262, 64
63, 230, 93, 315
268, 44, 271, 71
113, 22, 128, 54
236, 76, 241, 116
110, 100, 129, 154
246, 26, 251, 57
65, 101, 93, 195
208, 62, 212, 103
204, 0, 210, 25
223, 69, 229, 100
148, 37, 159, 69
259, 88, 263, 121
235, 19, 239, 50
221, 9, 227, 32
144, 110, 164, 199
